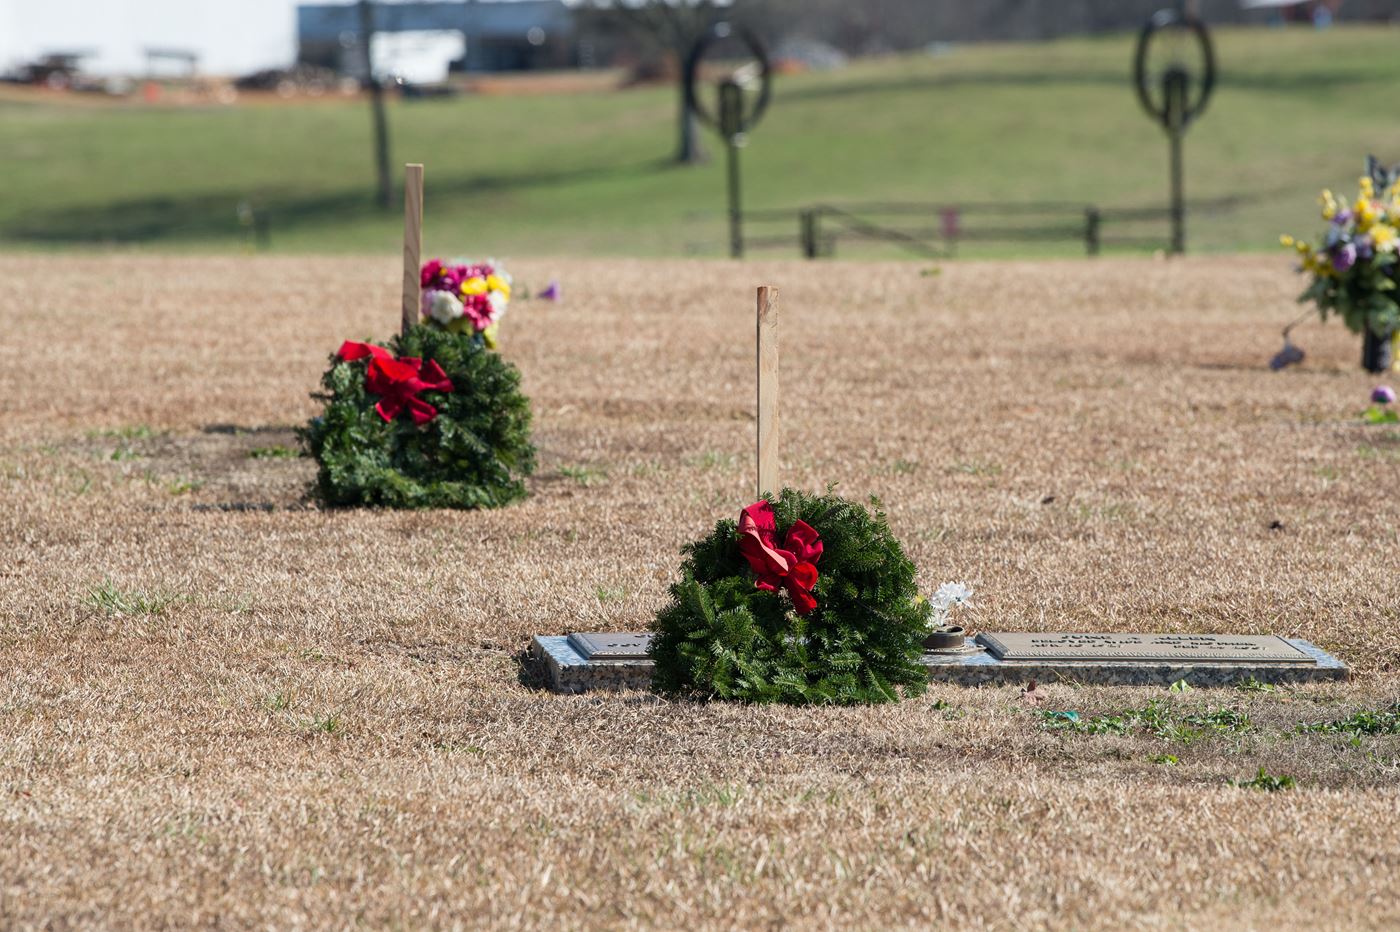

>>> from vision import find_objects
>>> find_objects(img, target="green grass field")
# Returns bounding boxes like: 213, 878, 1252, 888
5, 25, 1400, 258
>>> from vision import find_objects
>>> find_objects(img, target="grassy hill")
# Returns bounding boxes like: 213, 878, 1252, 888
4, 25, 1400, 258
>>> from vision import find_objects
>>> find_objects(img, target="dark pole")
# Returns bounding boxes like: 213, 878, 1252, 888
801, 209, 817, 259
358, 0, 392, 210
1085, 206, 1101, 257
720, 80, 744, 259
1164, 67, 1187, 254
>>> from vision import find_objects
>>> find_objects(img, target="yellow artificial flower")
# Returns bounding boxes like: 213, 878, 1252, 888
1360, 176, 1375, 198
1372, 223, 1398, 252
1280, 234, 1296, 247
461, 276, 488, 296
1303, 254, 1334, 278
485, 275, 511, 299
1320, 189, 1338, 221
1356, 197, 1380, 232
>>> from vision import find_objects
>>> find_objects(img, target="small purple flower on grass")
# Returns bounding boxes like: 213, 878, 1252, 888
1270, 340, 1305, 370
539, 280, 561, 302
1332, 242, 1357, 273
1373, 385, 1397, 405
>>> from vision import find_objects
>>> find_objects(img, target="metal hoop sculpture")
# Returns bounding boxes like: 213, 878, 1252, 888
683, 21, 773, 143
1133, 8, 1216, 131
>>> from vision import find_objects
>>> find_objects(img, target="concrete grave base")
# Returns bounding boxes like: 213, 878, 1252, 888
528, 633, 1349, 694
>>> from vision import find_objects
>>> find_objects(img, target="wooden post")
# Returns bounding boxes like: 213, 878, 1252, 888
402, 163, 423, 334
756, 285, 778, 499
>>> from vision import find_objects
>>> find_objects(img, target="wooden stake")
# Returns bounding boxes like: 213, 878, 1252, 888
401, 163, 424, 335
756, 285, 779, 500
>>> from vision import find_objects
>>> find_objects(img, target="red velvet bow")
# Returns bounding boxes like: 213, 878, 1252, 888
337, 341, 454, 426
737, 500, 823, 615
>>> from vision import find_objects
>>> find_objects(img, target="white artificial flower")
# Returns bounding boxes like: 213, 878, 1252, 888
423, 288, 464, 324
930, 582, 974, 612
487, 289, 507, 321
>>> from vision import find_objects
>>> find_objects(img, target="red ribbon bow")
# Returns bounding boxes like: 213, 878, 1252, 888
337, 341, 454, 426
737, 500, 823, 615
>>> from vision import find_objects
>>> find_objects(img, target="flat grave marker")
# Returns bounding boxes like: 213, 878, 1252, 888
978, 632, 1311, 664
568, 632, 652, 661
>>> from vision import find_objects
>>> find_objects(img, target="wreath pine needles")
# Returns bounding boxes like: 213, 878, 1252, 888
650, 488, 932, 704
301, 324, 535, 509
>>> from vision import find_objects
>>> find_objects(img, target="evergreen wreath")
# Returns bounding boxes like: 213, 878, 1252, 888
301, 324, 535, 509
650, 488, 932, 705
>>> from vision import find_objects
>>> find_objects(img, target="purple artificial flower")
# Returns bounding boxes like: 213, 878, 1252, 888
1372, 385, 1397, 405
1332, 241, 1357, 273
1333, 208, 1353, 226
539, 280, 561, 301
1270, 340, 1305, 370
1356, 235, 1374, 260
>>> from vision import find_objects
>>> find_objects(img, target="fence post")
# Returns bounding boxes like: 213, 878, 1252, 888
801, 209, 819, 260
940, 207, 960, 257
1084, 206, 1102, 257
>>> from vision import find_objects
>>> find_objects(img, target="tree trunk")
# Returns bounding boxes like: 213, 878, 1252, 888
359, 0, 392, 210
676, 84, 707, 165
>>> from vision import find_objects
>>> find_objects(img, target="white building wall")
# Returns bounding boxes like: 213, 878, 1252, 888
0, 0, 300, 77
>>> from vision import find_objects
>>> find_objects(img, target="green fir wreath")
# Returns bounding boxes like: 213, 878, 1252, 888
650, 488, 932, 705
301, 324, 535, 509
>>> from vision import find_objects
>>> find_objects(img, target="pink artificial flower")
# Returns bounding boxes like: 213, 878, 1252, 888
420, 259, 443, 289
460, 293, 494, 331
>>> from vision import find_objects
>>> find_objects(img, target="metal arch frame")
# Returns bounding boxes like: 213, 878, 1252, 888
683, 21, 773, 141
1133, 8, 1216, 130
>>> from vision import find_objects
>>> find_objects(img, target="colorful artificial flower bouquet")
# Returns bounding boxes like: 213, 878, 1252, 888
1283, 162, 1400, 371
419, 258, 513, 348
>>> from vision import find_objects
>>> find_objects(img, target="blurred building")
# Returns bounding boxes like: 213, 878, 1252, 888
296, 1, 575, 77
0, 0, 297, 79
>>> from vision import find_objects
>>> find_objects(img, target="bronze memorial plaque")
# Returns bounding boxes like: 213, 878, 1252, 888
568, 632, 655, 661
977, 632, 1312, 664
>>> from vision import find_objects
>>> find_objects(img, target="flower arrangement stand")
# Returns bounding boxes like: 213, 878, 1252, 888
526, 288, 1350, 693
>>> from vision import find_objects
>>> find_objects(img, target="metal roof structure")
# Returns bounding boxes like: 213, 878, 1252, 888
297, 1, 573, 44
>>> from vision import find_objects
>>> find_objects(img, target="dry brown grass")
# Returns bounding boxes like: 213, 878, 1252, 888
2, 253, 1399, 929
